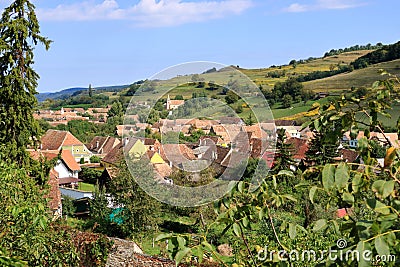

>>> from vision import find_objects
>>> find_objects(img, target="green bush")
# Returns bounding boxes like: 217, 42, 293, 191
90, 155, 101, 163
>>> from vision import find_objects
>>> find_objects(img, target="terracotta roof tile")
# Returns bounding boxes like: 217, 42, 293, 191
63, 132, 84, 146
169, 100, 185, 106
286, 138, 308, 160
28, 149, 60, 162
160, 144, 196, 166
242, 124, 268, 139
153, 163, 172, 178
87, 136, 108, 152
87, 136, 121, 154
102, 143, 124, 165
198, 136, 223, 146
211, 125, 241, 143
341, 149, 359, 163
61, 150, 81, 171
40, 130, 83, 150
250, 138, 265, 158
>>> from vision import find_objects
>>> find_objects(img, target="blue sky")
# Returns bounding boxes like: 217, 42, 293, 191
1, 0, 399, 92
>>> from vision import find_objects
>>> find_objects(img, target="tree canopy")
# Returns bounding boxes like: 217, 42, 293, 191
0, 0, 51, 166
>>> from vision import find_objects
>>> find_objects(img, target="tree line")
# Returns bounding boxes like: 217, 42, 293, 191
351, 41, 400, 69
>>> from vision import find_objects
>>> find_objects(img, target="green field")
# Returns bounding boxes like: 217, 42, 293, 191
303, 59, 400, 92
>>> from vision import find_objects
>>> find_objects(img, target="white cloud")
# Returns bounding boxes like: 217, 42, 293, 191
283, 0, 365, 13
285, 3, 308, 12
37, 0, 253, 27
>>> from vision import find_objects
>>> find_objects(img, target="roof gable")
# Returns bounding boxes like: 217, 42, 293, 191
129, 140, 147, 158
40, 129, 83, 150
150, 152, 165, 164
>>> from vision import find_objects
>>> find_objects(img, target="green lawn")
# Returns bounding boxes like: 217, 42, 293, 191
78, 182, 95, 192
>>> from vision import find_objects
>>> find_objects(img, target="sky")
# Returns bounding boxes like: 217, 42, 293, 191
1, 0, 399, 92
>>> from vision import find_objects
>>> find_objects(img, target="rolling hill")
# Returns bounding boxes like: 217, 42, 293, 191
39, 41, 400, 126
36, 84, 130, 102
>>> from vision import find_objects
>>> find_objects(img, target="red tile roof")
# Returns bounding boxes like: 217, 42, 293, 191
160, 144, 196, 165
40, 129, 83, 150
29, 149, 80, 171
61, 150, 81, 171
169, 99, 185, 106
242, 124, 268, 139
28, 149, 59, 161
153, 163, 172, 178
286, 137, 308, 160
102, 143, 124, 165
198, 136, 223, 146
341, 149, 359, 163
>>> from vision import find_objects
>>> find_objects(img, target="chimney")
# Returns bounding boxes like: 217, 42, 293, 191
96, 140, 99, 148
124, 137, 129, 147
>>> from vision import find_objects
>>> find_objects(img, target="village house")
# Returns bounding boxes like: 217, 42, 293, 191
242, 124, 269, 139
87, 136, 121, 156
34, 107, 91, 126
29, 149, 83, 216
198, 135, 224, 147
40, 129, 92, 163
186, 119, 219, 134
286, 137, 309, 163
100, 137, 173, 184
34, 106, 111, 126
218, 116, 245, 125
124, 137, 162, 154
210, 124, 241, 145
116, 124, 151, 136
165, 95, 185, 110
278, 125, 302, 139
101, 143, 124, 168
342, 131, 400, 149
30, 149, 82, 186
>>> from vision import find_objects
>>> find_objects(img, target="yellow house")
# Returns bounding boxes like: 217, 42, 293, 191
128, 139, 147, 158
40, 129, 92, 163
149, 152, 165, 164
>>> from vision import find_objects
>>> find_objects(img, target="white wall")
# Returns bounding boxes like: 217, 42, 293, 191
54, 160, 73, 178
54, 160, 79, 178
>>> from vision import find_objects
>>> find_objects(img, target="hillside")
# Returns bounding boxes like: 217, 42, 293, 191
240, 50, 372, 90
303, 59, 400, 92
37, 84, 130, 102
37, 87, 86, 102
